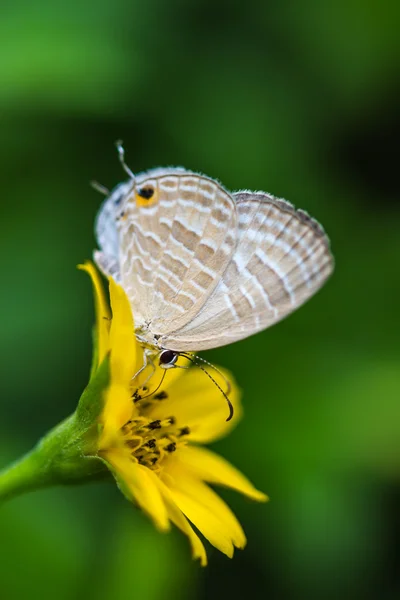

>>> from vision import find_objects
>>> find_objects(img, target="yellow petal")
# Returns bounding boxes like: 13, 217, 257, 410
161, 354, 193, 388
108, 276, 142, 385
176, 446, 268, 502
99, 382, 135, 448
165, 472, 236, 558
100, 278, 143, 442
78, 261, 110, 368
104, 449, 170, 532
146, 365, 242, 444
153, 476, 207, 566
165, 458, 247, 548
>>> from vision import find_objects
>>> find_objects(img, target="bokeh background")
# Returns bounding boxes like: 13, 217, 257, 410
1, 1, 399, 598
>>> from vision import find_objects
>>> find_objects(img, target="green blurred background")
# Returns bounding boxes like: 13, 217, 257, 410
1, 1, 399, 598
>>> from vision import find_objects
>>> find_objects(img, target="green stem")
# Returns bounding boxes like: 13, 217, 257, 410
0, 414, 108, 504
0, 358, 111, 504
0, 448, 53, 502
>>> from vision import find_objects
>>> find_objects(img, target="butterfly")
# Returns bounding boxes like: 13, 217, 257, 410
94, 146, 334, 370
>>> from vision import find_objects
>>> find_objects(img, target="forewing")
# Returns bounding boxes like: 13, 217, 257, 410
117, 172, 237, 334
164, 191, 334, 350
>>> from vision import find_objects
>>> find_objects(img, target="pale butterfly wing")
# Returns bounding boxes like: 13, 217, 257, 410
94, 180, 134, 283
116, 171, 238, 334
93, 168, 333, 352
94, 169, 197, 285
94, 170, 192, 281
161, 191, 333, 351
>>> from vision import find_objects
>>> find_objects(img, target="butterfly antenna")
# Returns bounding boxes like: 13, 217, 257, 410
189, 354, 231, 396
90, 180, 110, 196
139, 369, 167, 400
180, 353, 234, 422
115, 140, 136, 181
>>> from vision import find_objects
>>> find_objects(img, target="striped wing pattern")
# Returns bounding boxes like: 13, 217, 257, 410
117, 173, 237, 334
94, 169, 333, 351
162, 192, 333, 351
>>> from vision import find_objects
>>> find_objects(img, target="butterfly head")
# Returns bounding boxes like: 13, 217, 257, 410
158, 349, 179, 369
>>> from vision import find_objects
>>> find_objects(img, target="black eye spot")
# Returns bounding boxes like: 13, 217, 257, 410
138, 186, 154, 200
159, 350, 177, 365
114, 193, 123, 206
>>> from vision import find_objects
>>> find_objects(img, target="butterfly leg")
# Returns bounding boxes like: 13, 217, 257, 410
132, 348, 157, 388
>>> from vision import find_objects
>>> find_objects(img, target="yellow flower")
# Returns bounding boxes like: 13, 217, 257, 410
79, 261, 268, 566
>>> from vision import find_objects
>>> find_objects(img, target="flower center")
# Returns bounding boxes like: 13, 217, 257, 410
121, 399, 191, 471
